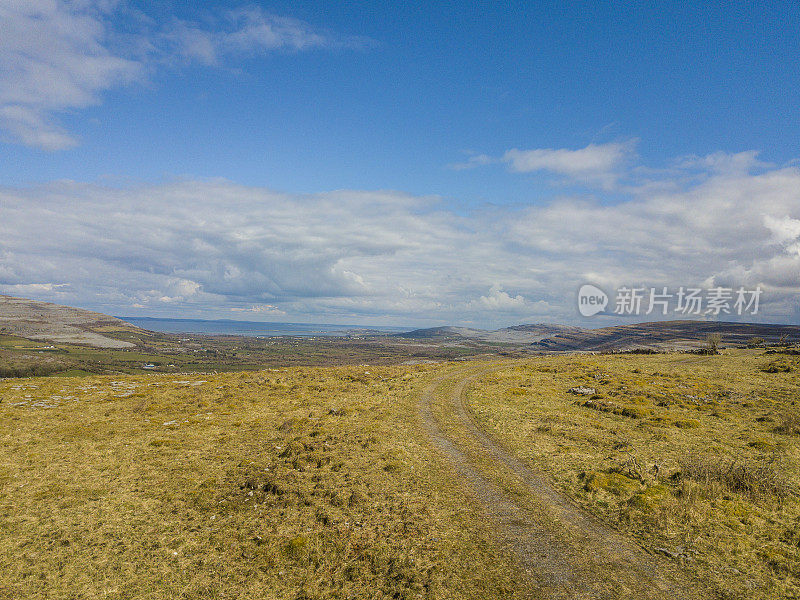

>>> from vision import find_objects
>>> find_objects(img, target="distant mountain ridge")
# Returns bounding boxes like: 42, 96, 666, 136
3, 294, 799, 353
0, 295, 141, 348
396, 323, 584, 344
397, 320, 800, 351
529, 320, 800, 352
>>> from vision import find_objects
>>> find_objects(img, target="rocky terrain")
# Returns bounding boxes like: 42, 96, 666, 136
529, 319, 800, 352
397, 320, 800, 352
0, 295, 140, 348
3, 294, 800, 366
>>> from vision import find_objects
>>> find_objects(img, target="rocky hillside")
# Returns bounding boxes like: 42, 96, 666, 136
0, 295, 141, 348
530, 320, 800, 352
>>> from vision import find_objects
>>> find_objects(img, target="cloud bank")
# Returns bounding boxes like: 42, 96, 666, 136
2, 153, 799, 327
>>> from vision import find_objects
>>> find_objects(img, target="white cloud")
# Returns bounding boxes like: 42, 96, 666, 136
456, 141, 636, 189
0, 0, 142, 149
2, 157, 800, 327
230, 304, 287, 316
503, 142, 633, 175
449, 153, 497, 171
764, 215, 800, 256
0, 2, 365, 150
473, 285, 526, 311
2, 282, 68, 295
163, 6, 367, 66
673, 150, 768, 175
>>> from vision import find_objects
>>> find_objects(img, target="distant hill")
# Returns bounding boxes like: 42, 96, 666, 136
396, 323, 585, 344
397, 326, 486, 339
0, 295, 142, 348
4, 295, 798, 354
530, 320, 800, 352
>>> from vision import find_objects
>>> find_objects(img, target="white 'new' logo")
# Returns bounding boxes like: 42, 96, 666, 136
577, 284, 608, 317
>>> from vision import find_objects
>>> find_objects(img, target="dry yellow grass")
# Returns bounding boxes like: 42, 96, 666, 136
0, 365, 523, 600
465, 350, 800, 599
4, 350, 798, 599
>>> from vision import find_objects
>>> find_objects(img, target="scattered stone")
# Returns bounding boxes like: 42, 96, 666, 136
568, 386, 596, 396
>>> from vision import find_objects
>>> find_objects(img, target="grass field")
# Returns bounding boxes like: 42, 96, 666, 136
1, 350, 798, 598
465, 350, 800, 599
0, 365, 523, 600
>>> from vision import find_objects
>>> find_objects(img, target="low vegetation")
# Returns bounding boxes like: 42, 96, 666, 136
3, 347, 799, 598
0, 331, 495, 378
465, 350, 800, 599
0, 366, 523, 599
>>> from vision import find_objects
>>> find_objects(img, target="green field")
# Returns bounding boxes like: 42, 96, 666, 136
0, 329, 496, 379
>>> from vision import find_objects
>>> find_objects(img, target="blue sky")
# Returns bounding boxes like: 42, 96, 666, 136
1, 1, 800, 327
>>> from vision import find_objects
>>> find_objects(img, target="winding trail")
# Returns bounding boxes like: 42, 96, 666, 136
419, 365, 709, 599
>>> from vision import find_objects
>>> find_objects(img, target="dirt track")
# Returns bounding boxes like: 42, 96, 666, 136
419, 366, 711, 599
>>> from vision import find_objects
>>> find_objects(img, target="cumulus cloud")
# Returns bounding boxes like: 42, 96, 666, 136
0, 2, 365, 149
472, 285, 526, 311
764, 215, 800, 256
2, 156, 800, 326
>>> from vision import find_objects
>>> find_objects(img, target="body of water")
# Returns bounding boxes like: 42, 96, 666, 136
119, 317, 411, 337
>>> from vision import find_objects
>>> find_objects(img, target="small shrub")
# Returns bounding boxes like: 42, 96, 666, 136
748, 439, 775, 452
284, 535, 309, 558
584, 471, 641, 496
762, 360, 794, 373
706, 333, 722, 354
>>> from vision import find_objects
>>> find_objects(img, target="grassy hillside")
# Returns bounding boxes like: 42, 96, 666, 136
0, 364, 523, 600
465, 350, 800, 599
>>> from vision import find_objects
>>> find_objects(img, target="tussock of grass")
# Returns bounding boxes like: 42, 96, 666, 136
678, 454, 791, 500
581, 398, 650, 419
762, 359, 795, 373
774, 412, 800, 436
